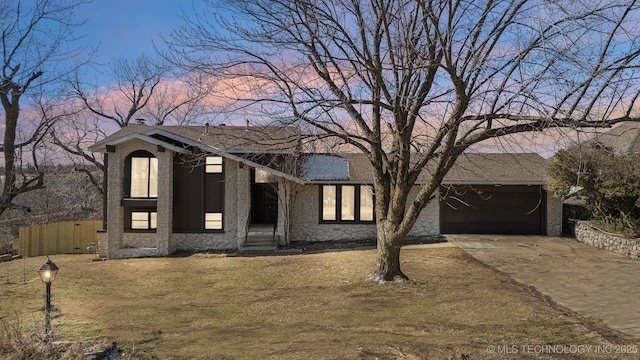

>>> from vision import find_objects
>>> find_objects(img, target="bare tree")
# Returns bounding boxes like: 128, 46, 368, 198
168, 0, 640, 281
0, 0, 88, 217
70, 54, 215, 127
71, 54, 170, 128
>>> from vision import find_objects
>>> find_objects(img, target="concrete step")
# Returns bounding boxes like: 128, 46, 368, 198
246, 235, 274, 241
247, 231, 273, 236
245, 240, 275, 247
248, 224, 275, 231
246, 224, 275, 246
239, 244, 278, 254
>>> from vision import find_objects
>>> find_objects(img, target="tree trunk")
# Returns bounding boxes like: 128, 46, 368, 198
0, 93, 19, 217
372, 223, 408, 283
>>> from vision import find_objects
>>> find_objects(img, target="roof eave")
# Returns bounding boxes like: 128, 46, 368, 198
88, 133, 190, 154
439, 180, 548, 186
145, 129, 306, 184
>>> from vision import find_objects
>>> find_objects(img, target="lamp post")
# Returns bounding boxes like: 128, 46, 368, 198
38, 256, 58, 347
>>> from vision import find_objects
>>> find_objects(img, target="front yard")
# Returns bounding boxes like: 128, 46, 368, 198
0, 247, 635, 359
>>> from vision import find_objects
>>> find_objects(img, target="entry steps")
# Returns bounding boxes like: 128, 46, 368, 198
240, 224, 277, 253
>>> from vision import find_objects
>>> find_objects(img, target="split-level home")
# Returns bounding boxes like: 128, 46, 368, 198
89, 125, 562, 259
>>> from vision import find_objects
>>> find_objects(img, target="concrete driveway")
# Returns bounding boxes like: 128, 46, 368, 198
448, 235, 640, 340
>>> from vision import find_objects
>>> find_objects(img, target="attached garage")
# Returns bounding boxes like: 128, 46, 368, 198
436, 153, 557, 236
440, 185, 546, 235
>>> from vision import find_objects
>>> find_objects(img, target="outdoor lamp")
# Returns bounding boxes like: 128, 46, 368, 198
38, 256, 58, 311
38, 256, 59, 286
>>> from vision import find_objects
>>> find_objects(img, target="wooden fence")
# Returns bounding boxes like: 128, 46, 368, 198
14, 220, 103, 257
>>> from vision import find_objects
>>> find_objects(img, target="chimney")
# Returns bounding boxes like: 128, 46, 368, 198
204, 123, 209, 134
246, 119, 250, 131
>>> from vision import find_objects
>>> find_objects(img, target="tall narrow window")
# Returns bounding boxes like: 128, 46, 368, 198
360, 186, 374, 221
341, 185, 355, 221
130, 156, 158, 198
322, 185, 336, 221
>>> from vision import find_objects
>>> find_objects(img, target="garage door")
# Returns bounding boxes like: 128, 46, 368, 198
440, 185, 545, 235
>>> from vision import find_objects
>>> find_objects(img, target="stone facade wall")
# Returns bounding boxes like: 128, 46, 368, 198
574, 221, 640, 259
290, 185, 374, 242
102, 139, 171, 259
234, 165, 251, 248
122, 232, 157, 249
172, 233, 237, 251
155, 146, 173, 255
290, 185, 439, 242
101, 139, 252, 258
407, 187, 440, 238
546, 192, 562, 236
96, 231, 108, 258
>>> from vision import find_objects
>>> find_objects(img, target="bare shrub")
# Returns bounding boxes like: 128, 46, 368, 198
0, 313, 51, 359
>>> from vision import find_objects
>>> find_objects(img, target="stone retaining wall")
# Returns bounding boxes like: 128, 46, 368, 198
574, 221, 640, 259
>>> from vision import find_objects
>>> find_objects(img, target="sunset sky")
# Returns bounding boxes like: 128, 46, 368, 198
5, 0, 603, 158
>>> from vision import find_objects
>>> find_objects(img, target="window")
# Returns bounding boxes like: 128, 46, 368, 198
360, 186, 374, 221
341, 185, 355, 221
205, 156, 223, 173
205, 213, 223, 230
130, 211, 157, 230
254, 168, 274, 183
128, 152, 158, 198
320, 185, 374, 223
123, 151, 158, 232
322, 185, 337, 221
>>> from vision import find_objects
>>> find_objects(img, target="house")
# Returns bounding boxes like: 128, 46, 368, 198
585, 121, 640, 154
559, 122, 640, 232
89, 125, 562, 259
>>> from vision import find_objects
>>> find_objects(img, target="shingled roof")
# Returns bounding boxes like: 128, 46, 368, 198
91, 125, 548, 185
587, 122, 640, 154
90, 125, 301, 153
314, 152, 548, 185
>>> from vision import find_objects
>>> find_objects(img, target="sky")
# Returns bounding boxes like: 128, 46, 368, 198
8, 0, 606, 158
74, 0, 202, 79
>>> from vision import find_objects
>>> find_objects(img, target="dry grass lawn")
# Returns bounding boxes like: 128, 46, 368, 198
0, 247, 636, 359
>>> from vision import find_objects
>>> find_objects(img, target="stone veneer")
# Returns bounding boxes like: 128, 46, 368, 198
102, 139, 171, 259
122, 232, 157, 248
172, 233, 238, 252
101, 138, 252, 259
546, 191, 563, 236
574, 221, 640, 259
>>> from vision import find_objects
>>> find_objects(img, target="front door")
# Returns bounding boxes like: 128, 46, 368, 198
251, 169, 278, 224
